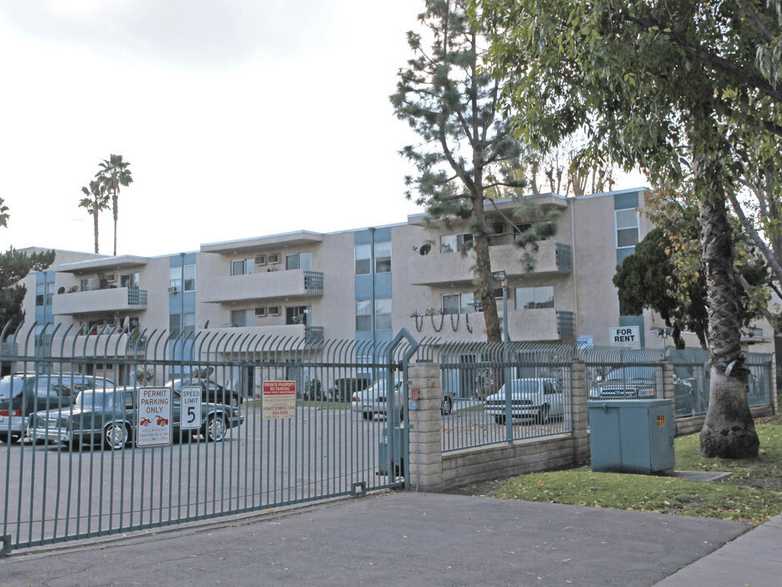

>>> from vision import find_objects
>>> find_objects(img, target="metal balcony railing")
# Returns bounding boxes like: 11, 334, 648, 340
304, 271, 324, 294
127, 287, 148, 305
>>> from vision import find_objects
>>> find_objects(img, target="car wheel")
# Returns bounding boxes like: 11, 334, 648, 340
206, 415, 226, 442
103, 422, 129, 450
494, 415, 505, 426
362, 412, 372, 421
0, 432, 21, 444
440, 396, 453, 416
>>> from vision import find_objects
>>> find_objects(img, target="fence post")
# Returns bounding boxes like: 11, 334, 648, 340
770, 358, 778, 415
408, 360, 443, 491
571, 360, 589, 465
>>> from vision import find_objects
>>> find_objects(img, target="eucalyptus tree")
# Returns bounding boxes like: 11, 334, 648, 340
391, 0, 532, 342
480, 0, 782, 457
79, 180, 110, 254
97, 154, 133, 256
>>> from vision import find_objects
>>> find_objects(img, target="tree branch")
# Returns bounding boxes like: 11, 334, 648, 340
727, 190, 782, 285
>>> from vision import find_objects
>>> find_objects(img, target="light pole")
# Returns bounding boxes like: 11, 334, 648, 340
492, 270, 512, 443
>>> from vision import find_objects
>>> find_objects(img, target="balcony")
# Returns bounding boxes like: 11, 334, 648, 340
410, 308, 575, 342
199, 324, 325, 350
408, 240, 572, 287
53, 287, 148, 316
201, 269, 324, 304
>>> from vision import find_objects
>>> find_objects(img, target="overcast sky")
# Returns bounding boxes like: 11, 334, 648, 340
0, 1, 644, 257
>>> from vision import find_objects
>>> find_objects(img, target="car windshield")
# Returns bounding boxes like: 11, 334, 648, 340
77, 391, 118, 411
0, 376, 28, 399
605, 368, 657, 381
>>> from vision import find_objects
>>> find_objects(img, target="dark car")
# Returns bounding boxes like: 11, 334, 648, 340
28, 386, 243, 450
0, 373, 113, 443
328, 377, 373, 402
589, 367, 658, 399
166, 378, 242, 406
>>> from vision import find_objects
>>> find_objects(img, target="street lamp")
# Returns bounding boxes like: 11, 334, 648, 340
492, 270, 513, 443
492, 270, 509, 343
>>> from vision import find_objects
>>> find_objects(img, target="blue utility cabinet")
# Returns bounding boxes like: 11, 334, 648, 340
588, 399, 675, 474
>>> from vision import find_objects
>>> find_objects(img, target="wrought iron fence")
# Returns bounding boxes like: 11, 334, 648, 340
423, 340, 575, 453
0, 322, 416, 552
581, 347, 666, 403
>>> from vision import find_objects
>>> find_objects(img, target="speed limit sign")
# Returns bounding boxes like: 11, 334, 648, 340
180, 385, 202, 430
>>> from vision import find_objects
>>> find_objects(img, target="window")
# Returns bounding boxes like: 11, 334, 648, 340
440, 233, 473, 254
286, 306, 310, 325
616, 209, 639, 249
268, 253, 280, 265
268, 305, 280, 316
183, 264, 196, 291
255, 306, 267, 318
515, 286, 555, 310
36, 294, 44, 306
461, 292, 476, 313
230, 310, 248, 327
286, 252, 313, 271
169, 314, 181, 333
356, 299, 392, 332
255, 254, 266, 266
355, 242, 391, 274
80, 279, 89, 292
121, 272, 141, 289
169, 267, 182, 290
442, 294, 461, 315
230, 259, 249, 276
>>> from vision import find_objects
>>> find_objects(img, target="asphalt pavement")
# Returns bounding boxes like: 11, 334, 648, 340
0, 492, 747, 587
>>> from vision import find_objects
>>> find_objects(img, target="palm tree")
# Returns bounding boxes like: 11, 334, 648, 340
0, 197, 8, 229
96, 154, 133, 256
79, 181, 110, 254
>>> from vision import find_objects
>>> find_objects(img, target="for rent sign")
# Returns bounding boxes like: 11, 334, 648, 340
609, 326, 641, 349
262, 380, 297, 420
137, 387, 172, 447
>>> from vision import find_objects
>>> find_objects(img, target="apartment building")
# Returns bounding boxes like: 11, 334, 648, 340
14, 187, 775, 382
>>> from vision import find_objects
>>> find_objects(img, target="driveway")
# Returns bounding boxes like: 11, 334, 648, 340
1, 492, 747, 586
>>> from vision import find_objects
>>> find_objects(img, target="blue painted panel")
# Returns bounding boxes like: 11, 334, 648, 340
354, 273, 392, 301
353, 228, 392, 245
613, 192, 639, 210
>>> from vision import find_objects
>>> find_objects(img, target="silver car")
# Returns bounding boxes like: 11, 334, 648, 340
351, 378, 402, 420
484, 378, 564, 425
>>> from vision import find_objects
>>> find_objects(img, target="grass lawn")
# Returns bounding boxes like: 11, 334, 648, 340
456, 416, 782, 525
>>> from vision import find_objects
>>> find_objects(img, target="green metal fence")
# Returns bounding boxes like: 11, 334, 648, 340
0, 322, 416, 552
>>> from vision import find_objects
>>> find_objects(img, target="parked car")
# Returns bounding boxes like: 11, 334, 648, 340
0, 373, 113, 444
484, 378, 564, 425
588, 367, 658, 399
328, 377, 372, 402
27, 386, 243, 450
351, 377, 454, 419
166, 377, 242, 406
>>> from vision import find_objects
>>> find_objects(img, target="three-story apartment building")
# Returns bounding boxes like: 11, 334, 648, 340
14, 187, 775, 384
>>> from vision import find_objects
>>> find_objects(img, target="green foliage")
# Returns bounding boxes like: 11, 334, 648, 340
0, 197, 8, 229
79, 180, 110, 216
0, 248, 55, 332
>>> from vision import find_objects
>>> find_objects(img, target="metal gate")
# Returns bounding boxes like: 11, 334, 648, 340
0, 323, 416, 552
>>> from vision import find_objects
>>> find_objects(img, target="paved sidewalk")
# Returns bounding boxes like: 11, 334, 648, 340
1, 492, 746, 587
657, 513, 782, 586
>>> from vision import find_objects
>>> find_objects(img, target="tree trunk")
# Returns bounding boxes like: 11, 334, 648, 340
112, 192, 118, 257
472, 196, 502, 343
698, 187, 759, 458
92, 209, 99, 254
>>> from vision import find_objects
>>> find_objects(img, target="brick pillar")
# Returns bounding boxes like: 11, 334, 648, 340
662, 362, 676, 406
571, 361, 589, 465
408, 361, 443, 491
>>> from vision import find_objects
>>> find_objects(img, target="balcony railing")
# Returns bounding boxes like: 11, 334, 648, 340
127, 287, 148, 305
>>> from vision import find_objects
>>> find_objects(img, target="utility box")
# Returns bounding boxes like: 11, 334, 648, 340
588, 399, 675, 474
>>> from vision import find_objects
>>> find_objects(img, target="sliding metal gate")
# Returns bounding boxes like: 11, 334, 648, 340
0, 324, 416, 552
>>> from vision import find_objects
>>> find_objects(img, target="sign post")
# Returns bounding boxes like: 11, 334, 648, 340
137, 387, 172, 448
180, 385, 202, 431
609, 326, 641, 349
262, 380, 297, 420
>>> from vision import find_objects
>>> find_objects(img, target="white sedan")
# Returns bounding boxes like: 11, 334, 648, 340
484, 378, 564, 425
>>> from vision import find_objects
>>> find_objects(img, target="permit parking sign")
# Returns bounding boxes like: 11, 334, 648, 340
262, 380, 297, 420
180, 385, 202, 430
137, 387, 172, 448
